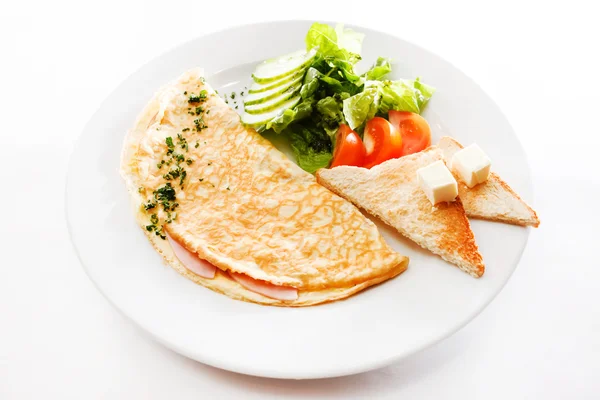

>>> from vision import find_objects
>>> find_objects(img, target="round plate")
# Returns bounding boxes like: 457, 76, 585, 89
66, 21, 532, 379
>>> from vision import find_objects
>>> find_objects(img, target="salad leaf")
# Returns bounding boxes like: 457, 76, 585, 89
327, 58, 362, 83
286, 122, 333, 173
315, 94, 348, 137
320, 74, 361, 96
369, 78, 435, 114
306, 23, 339, 57
302, 66, 361, 97
378, 80, 421, 114
413, 77, 435, 110
300, 67, 321, 99
266, 98, 314, 133
305, 23, 363, 65
334, 24, 364, 62
342, 87, 380, 130
365, 57, 392, 81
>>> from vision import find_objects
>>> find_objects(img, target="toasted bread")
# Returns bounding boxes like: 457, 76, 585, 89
438, 137, 540, 227
316, 147, 485, 278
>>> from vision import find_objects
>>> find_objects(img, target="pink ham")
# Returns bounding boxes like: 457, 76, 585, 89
166, 233, 216, 279
228, 271, 298, 301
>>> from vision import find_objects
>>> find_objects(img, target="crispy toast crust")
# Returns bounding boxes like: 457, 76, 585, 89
438, 136, 540, 228
316, 147, 485, 278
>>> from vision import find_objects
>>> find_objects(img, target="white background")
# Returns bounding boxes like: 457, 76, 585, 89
1, 0, 599, 398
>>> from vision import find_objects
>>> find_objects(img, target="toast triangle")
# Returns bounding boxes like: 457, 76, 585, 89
438, 137, 540, 227
316, 147, 485, 278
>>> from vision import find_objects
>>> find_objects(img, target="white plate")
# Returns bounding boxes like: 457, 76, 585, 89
66, 21, 533, 379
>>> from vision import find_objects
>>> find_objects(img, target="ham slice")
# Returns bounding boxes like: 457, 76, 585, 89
229, 271, 299, 301
166, 233, 216, 279
165, 233, 297, 300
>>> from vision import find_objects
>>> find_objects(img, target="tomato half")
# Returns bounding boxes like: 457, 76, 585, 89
388, 111, 432, 156
362, 117, 403, 168
330, 124, 366, 168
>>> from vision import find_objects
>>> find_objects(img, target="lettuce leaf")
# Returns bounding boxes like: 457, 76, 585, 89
266, 98, 314, 133
327, 58, 362, 84
315, 93, 349, 137
300, 67, 321, 99
413, 77, 435, 110
342, 87, 380, 130
285, 122, 333, 173
365, 57, 392, 81
378, 80, 421, 114
305, 22, 363, 65
368, 78, 435, 114
334, 24, 364, 63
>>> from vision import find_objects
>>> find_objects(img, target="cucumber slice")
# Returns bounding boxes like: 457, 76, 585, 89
244, 84, 301, 115
244, 74, 304, 106
248, 69, 306, 94
241, 95, 301, 127
252, 48, 317, 84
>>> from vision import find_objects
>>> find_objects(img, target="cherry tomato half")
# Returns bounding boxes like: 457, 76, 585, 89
330, 124, 366, 168
388, 111, 432, 156
362, 117, 403, 168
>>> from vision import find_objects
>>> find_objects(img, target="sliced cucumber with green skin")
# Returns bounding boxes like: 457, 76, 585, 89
248, 69, 306, 94
244, 75, 304, 106
241, 95, 301, 127
244, 85, 301, 115
252, 48, 317, 84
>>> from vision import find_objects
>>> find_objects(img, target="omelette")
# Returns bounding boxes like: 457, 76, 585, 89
120, 68, 408, 306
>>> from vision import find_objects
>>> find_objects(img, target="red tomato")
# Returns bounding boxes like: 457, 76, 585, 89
330, 124, 366, 168
388, 111, 432, 156
362, 117, 403, 168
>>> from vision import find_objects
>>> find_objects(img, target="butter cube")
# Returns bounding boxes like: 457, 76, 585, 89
417, 160, 458, 205
451, 144, 492, 188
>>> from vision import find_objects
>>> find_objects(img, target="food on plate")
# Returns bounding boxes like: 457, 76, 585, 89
417, 160, 459, 205
120, 68, 409, 306
450, 143, 491, 188
438, 137, 540, 227
242, 22, 435, 173
362, 117, 403, 169
388, 111, 432, 157
330, 124, 365, 168
316, 147, 485, 278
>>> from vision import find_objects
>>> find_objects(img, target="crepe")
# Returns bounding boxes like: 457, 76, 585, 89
120, 68, 408, 306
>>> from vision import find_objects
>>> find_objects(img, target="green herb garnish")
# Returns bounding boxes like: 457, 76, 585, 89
176, 134, 188, 151
193, 118, 207, 131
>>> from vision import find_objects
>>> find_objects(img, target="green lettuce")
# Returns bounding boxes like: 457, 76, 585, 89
327, 58, 362, 84
364, 57, 392, 81
285, 122, 333, 173
305, 22, 363, 64
315, 93, 349, 136
266, 98, 314, 133
342, 87, 380, 130
413, 77, 435, 110
300, 67, 321, 99
335, 24, 364, 58
368, 78, 435, 114
302, 66, 361, 97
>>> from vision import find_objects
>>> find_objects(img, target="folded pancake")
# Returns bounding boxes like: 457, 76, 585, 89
120, 68, 408, 306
